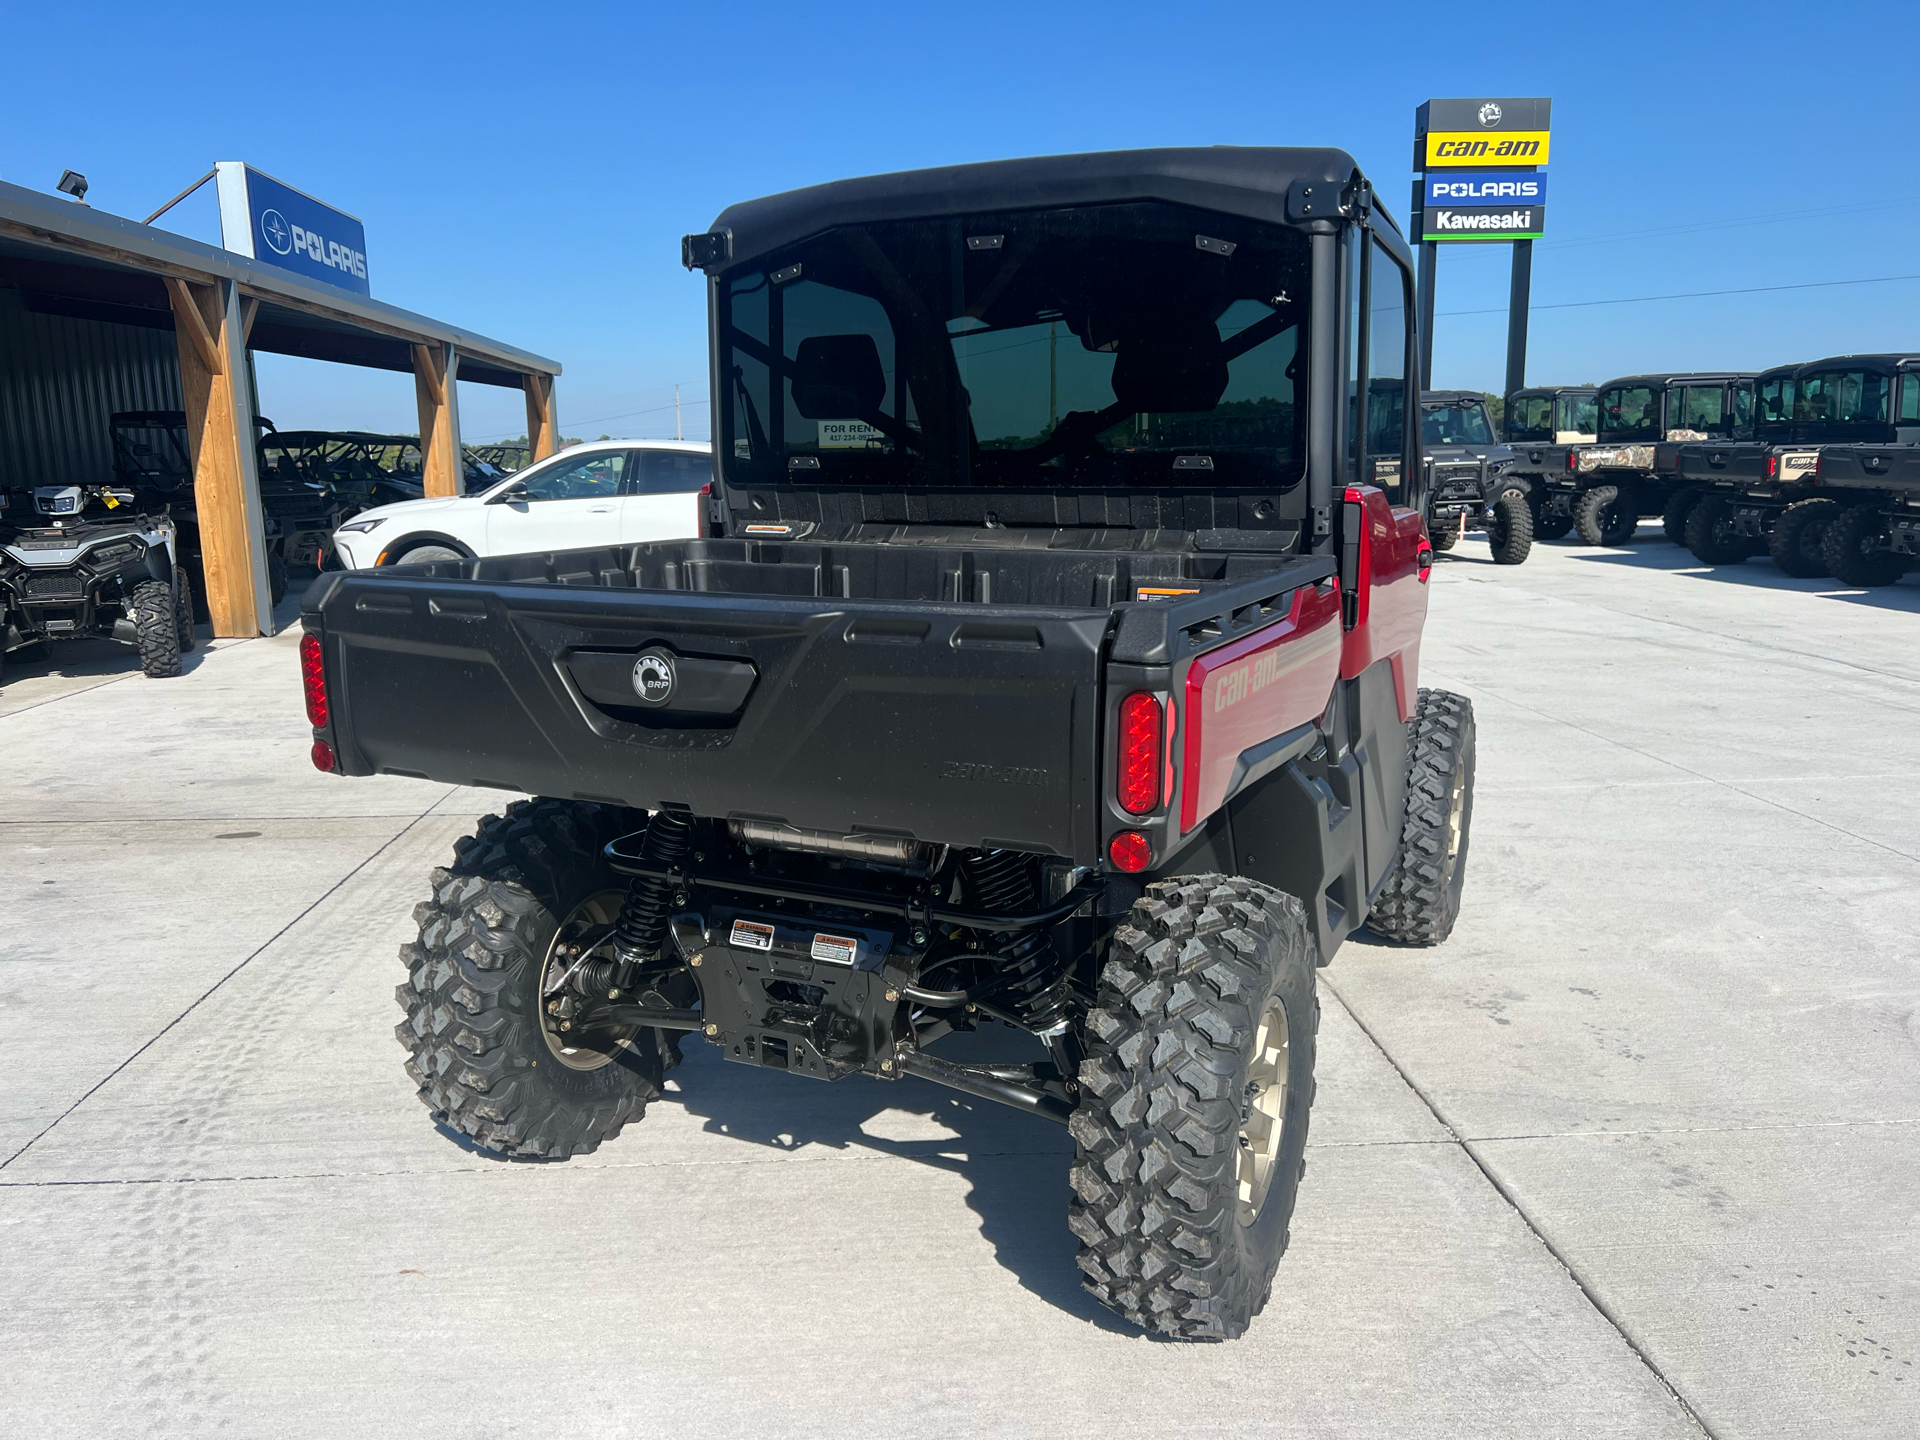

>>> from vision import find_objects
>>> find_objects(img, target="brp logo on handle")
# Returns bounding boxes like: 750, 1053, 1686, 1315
1478, 102, 1503, 127
261, 209, 293, 254
630, 649, 677, 706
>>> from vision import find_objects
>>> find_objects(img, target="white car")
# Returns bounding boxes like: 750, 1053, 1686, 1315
328, 439, 712, 569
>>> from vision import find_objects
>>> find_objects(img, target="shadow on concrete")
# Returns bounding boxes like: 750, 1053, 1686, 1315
1566, 542, 1920, 611
662, 1027, 1138, 1334
1, 632, 213, 685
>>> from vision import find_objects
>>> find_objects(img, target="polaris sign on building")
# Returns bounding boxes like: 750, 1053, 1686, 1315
214, 162, 370, 297
1420, 171, 1547, 242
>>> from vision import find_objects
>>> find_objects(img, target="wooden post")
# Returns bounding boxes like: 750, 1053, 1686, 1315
523, 372, 557, 462
412, 342, 464, 497
166, 276, 271, 637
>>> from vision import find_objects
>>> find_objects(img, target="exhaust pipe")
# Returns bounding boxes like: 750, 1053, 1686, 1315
727, 819, 932, 869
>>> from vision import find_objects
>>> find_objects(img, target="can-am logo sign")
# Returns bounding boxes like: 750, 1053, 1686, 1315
1424, 132, 1550, 165
1478, 102, 1502, 126
214, 162, 371, 297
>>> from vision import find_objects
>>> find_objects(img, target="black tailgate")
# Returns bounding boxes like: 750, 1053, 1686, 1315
306, 569, 1110, 859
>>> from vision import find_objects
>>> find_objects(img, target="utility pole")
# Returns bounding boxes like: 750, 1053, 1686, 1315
675, 384, 682, 441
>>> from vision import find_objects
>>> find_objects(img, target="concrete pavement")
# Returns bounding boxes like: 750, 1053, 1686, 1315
3, 535, 1915, 1437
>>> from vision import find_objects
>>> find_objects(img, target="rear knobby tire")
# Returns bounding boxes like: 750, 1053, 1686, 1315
1823, 504, 1907, 588
1684, 492, 1755, 565
1367, 688, 1476, 945
1769, 498, 1840, 579
1575, 484, 1637, 546
1430, 516, 1459, 552
174, 570, 197, 653
1535, 508, 1575, 541
396, 798, 669, 1159
1662, 486, 1703, 546
1486, 489, 1534, 565
132, 578, 182, 678
1070, 876, 1319, 1340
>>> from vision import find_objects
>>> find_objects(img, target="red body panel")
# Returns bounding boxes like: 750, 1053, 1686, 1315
1340, 485, 1429, 720
1178, 582, 1343, 833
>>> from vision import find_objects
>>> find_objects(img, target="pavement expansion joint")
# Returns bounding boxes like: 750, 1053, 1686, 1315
0, 790, 459, 1173
1322, 973, 1722, 1440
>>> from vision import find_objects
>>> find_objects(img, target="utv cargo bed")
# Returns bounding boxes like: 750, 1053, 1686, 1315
305, 535, 1334, 861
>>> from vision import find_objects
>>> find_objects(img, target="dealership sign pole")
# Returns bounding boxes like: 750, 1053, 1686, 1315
1410, 98, 1550, 400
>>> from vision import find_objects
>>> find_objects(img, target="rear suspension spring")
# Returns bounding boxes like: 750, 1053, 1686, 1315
957, 850, 1072, 1034
611, 810, 695, 968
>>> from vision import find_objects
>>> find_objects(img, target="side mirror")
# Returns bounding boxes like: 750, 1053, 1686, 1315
487, 480, 528, 504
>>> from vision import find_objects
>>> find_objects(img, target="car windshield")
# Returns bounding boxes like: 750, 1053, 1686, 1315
1422, 401, 1494, 446
1598, 385, 1660, 441
1507, 395, 1553, 441
1557, 393, 1598, 434
718, 201, 1312, 491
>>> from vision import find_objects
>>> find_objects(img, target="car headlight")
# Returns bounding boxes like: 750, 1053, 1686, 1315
335, 517, 387, 535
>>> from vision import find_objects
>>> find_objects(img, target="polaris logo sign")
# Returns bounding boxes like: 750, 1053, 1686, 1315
1424, 172, 1546, 205
215, 162, 370, 297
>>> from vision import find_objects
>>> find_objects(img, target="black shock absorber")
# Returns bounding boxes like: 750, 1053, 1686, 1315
958, 849, 1073, 1036
611, 810, 696, 968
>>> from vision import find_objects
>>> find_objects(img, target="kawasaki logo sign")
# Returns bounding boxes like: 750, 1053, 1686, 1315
214, 162, 371, 297
1424, 206, 1545, 242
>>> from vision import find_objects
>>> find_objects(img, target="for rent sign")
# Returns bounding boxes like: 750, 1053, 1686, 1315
215, 162, 370, 297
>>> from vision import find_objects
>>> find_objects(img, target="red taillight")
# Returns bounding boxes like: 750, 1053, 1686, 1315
1566, 449, 1578, 472
299, 632, 328, 728
310, 738, 337, 772
1116, 691, 1163, 814
1417, 537, 1434, 580
1765, 453, 1778, 479
1108, 830, 1152, 873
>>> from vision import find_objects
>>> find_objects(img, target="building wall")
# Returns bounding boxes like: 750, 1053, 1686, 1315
0, 287, 183, 488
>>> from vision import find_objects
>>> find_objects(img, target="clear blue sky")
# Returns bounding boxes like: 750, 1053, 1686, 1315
7, 0, 1915, 442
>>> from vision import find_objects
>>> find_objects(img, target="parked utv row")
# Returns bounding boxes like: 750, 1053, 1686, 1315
1670, 354, 1920, 586
1498, 357, 1920, 587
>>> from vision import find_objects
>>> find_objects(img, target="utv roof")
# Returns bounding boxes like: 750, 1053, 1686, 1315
1793, 353, 1920, 374
1421, 390, 1486, 405
111, 409, 276, 430
1509, 385, 1596, 397
1598, 372, 1758, 389
700, 147, 1402, 273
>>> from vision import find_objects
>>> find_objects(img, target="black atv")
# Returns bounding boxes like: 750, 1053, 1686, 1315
0, 483, 196, 680
1420, 390, 1531, 564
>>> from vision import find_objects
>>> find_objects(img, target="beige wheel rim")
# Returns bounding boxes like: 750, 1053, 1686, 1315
1446, 756, 1467, 865
538, 889, 627, 1071
1236, 996, 1290, 1227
